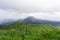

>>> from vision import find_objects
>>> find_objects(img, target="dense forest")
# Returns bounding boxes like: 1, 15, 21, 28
0, 22, 60, 40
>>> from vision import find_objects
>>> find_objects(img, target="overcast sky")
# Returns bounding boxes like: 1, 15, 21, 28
0, 0, 60, 21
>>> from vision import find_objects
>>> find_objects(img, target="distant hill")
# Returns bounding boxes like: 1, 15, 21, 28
1, 16, 60, 26
0, 19, 15, 24
18, 16, 60, 26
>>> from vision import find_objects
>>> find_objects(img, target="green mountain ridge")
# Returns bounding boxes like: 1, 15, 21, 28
0, 22, 60, 40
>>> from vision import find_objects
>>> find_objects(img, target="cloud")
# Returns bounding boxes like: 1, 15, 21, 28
23, 12, 60, 21
0, 0, 60, 13
0, 0, 60, 21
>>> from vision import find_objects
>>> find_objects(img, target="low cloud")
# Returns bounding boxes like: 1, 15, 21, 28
0, 0, 60, 21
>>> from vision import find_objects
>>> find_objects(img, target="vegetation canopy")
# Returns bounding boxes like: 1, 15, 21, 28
0, 22, 60, 40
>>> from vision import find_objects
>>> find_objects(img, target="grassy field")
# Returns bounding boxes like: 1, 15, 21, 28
0, 22, 60, 40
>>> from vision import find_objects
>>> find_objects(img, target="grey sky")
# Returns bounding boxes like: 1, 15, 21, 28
0, 0, 60, 21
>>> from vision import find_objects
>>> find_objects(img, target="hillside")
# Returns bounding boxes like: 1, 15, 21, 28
0, 22, 60, 40
1, 16, 60, 26
18, 16, 60, 25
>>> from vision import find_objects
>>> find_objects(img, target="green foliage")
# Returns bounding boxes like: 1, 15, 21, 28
0, 22, 60, 40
